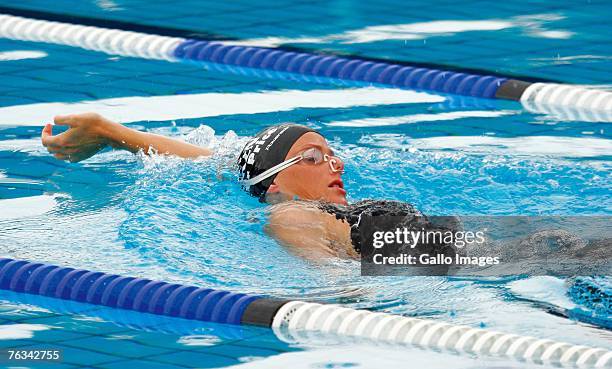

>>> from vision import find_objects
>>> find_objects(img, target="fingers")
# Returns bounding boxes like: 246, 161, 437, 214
47, 145, 80, 155
41, 123, 69, 154
41, 123, 58, 148
41, 123, 67, 150
54, 112, 101, 127
41, 123, 52, 137
41, 123, 52, 140
53, 153, 77, 162
53, 153, 82, 163
54, 114, 77, 127
53, 153, 68, 161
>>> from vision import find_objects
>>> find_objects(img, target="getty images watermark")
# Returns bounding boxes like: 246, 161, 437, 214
371, 227, 497, 267
360, 216, 611, 277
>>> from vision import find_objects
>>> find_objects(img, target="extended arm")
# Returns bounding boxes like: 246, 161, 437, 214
41, 113, 212, 162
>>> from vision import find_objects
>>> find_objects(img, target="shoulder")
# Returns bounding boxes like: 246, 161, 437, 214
266, 200, 327, 225
264, 200, 354, 258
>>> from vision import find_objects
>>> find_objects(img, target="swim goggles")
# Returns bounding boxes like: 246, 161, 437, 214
242, 147, 342, 186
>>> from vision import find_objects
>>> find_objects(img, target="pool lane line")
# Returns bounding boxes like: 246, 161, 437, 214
0, 5, 235, 41
1, 258, 611, 367
0, 12, 611, 111
0, 13, 185, 61
0, 11, 505, 99
0, 258, 262, 325
0, 5, 560, 84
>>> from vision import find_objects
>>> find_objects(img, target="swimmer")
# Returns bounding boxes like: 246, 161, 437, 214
40, 113, 455, 261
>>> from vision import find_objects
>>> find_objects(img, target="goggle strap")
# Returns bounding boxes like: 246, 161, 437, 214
241, 155, 302, 186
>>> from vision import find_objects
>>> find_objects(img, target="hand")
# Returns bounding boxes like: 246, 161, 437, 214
41, 113, 112, 162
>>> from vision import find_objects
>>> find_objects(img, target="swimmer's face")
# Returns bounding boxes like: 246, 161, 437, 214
268, 132, 347, 205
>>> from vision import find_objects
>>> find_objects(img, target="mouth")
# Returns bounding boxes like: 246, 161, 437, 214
328, 179, 344, 189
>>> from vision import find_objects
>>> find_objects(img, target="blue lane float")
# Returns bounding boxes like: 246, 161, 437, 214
0, 258, 264, 325
172, 40, 508, 99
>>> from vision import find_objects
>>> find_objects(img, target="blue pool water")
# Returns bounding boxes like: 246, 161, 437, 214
0, 0, 611, 367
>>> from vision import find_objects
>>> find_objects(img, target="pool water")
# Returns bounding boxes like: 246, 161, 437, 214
0, 0, 611, 367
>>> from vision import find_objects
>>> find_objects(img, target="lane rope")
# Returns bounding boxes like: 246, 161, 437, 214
1, 258, 610, 367
1, 12, 611, 112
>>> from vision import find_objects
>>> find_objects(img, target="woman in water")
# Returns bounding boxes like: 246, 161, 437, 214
40, 113, 455, 264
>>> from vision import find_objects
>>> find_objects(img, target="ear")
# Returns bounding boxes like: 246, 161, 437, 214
267, 182, 280, 193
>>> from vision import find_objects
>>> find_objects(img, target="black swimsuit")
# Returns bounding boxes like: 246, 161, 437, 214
318, 199, 457, 258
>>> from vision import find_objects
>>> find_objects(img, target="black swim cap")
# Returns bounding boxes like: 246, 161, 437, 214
238, 124, 317, 199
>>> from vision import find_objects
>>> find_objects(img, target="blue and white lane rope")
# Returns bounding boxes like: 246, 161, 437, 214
0, 258, 610, 367
1, 12, 612, 112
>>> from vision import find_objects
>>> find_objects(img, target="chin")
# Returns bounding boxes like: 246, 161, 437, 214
323, 189, 348, 205
329, 195, 348, 205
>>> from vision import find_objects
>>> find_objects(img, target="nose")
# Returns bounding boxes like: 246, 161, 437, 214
328, 155, 345, 174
